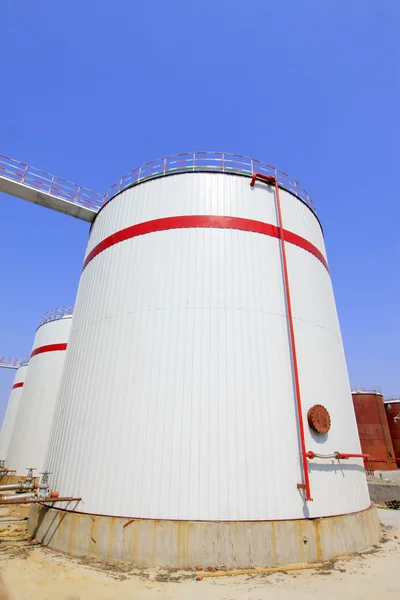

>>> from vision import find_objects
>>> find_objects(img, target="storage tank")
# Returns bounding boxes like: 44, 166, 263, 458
384, 399, 400, 463
0, 361, 28, 463
33, 153, 379, 567
7, 306, 73, 476
352, 390, 396, 470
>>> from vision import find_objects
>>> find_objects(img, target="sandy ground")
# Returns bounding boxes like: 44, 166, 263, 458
0, 508, 398, 600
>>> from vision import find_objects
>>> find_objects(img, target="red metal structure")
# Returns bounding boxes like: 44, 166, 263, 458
352, 390, 397, 470
384, 399, 400, 462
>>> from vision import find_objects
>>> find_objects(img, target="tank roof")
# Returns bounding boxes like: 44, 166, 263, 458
351, 388, 382, 395
38, 304, 74, 328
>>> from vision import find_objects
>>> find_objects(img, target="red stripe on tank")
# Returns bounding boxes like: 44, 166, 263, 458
12, 382, 24, 389
83, 215, 329, 272
30, 343, 68, 358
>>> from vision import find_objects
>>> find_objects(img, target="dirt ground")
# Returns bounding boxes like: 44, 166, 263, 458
0, 507, 398, 600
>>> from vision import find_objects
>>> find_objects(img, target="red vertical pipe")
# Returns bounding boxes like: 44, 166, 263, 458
251, 173, 312, 501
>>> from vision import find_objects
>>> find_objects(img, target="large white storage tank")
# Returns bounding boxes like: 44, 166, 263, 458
0, 361, 28, 463
36, 153, 379, 567
7, 307, 73, 476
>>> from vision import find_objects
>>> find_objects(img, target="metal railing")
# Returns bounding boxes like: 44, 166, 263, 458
351, 387, 382, 394
1, 152, 316, 217
102, 152, 316, 213
0, 154, 102, 211
0, 357, 26, 369
39, 305, 74, 327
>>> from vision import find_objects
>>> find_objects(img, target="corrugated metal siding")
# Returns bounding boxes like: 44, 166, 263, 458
288, 246, 369, 509
0, 366, 28, 461
385, 401, 400, 460
7, 317, 72, 475
352, 393, 397, 470
46, 172, 369, 519
86, 174, 326, 260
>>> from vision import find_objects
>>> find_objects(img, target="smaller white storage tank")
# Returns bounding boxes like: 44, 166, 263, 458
0, 362, 28, 462
7, 306, 73, 476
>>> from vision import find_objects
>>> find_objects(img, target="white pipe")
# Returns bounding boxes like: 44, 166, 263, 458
0, 483, 34, 492
2, 492, 35, 501
0, 484, 21, 492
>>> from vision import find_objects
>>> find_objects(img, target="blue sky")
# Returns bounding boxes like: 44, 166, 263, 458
1, 1, 399, 418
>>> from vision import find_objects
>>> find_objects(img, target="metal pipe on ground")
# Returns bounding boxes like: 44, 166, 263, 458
0, 496, 81, 505
0, 518, 27, 523
0, 484, 21, 492
2, 492, 35, 501
0, 482, 35, 492
196, 561, 330, 579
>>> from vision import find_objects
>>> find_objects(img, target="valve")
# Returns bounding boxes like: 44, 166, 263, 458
0, 460, 6, 476
22, 468, 36, 490
37, 472, 52, 499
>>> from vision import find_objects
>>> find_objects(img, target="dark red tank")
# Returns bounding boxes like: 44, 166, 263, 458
352, 391, 397, 470
384, 400, 400, 463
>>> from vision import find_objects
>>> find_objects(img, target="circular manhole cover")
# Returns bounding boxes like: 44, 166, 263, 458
307, 404, 331, 434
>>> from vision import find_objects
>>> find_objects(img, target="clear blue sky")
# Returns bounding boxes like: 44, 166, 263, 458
1, 1, 399, 419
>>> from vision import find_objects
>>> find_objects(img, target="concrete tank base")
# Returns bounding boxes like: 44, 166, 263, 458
28, 505, 381, 568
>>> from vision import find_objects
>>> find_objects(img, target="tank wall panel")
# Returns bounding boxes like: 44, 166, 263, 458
385, 401, 400, 461
86, 174, 326, 260
48, 231, 306, 520
352, 393, 396, 470
280, 188, 326, 260
0, 366, 28, 461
